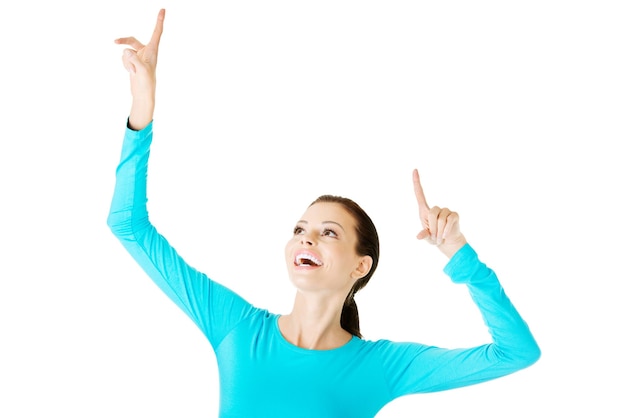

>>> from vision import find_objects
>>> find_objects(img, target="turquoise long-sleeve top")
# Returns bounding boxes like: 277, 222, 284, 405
107, 121, 540, 417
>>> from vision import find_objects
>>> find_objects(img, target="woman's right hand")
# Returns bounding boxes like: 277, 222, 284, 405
115, 9, 165, 131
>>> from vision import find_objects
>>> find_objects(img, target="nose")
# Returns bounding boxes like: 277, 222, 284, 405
300, 231, 316, 246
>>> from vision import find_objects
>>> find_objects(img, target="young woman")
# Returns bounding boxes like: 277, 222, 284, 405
108, 9, 540, 417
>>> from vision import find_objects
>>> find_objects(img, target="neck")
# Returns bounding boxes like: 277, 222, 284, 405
278, 291, 352, 350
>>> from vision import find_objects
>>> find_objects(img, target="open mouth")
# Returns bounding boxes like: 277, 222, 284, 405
295, 252, 323, 267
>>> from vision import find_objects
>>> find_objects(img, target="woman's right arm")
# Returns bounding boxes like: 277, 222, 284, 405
107, 10, 257, 348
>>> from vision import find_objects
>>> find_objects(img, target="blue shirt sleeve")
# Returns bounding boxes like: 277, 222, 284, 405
380, 243, 541, 397
107, 121, 258, 350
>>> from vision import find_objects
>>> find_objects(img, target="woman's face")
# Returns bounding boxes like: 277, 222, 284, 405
285, 202, 371, 295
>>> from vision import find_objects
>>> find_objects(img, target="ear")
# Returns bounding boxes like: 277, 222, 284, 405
351, 255, 373, 280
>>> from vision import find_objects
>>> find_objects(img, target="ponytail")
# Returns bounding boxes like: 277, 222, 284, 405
340, 291, 361, 338
340, 276, 370, 338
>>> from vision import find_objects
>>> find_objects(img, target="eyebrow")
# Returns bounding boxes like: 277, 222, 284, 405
296, 220, 346, 232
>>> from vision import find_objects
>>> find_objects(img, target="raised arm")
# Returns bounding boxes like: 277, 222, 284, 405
107, 10, 257, 348
381, 169, 541, 397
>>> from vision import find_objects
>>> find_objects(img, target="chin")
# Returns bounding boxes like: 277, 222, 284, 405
287, 271, 326, 292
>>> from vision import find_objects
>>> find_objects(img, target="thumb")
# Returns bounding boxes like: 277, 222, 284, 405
416, 229, 430, 240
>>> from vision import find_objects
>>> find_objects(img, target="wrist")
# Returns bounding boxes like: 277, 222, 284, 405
438, 235, 467, 259
129, 97, 155, 131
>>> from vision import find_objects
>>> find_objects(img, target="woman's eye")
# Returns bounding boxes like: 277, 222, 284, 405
322, 228, 337, 237
293, 226, 304, 235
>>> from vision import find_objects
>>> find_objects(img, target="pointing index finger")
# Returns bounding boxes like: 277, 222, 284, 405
412, 168, 429, 212
149, 9, 166, 47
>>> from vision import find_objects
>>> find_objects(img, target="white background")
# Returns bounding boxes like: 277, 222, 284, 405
1, 1, 624, 417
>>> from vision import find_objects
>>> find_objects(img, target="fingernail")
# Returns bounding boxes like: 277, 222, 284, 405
124, 49, 132, 57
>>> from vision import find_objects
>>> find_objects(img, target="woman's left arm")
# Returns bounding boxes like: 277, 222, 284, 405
413, 169, 540, 367
412, 167, 541, 364
381, 170, 541, 395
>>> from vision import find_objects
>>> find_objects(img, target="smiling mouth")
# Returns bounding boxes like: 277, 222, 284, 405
295, 253, 323, 267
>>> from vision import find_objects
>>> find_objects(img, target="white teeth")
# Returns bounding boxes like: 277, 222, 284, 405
295, 253, 322, 266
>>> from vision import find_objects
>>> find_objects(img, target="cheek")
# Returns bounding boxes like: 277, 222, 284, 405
339, 251, 362, 273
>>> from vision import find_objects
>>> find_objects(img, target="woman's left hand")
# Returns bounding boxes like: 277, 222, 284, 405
412, 168, 467, 259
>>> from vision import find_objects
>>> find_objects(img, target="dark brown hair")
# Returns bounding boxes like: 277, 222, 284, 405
310, 195, 380, 339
